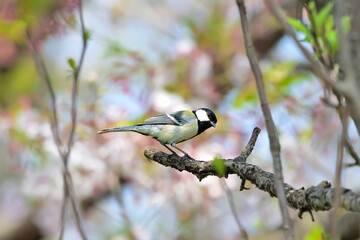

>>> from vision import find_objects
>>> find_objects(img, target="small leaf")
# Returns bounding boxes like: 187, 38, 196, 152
324, 16, 334, 34
67, 58, 77, 72
287, 18, 312, 42
213, 156, 226, 176
304, 225, 327, 240
315, 2, 333, 30
327, 30, 338, 53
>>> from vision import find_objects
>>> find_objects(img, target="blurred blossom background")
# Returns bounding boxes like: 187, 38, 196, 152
1, 0, 359, 239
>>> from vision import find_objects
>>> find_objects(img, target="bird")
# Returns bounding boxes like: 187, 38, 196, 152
97, 108, 217, 158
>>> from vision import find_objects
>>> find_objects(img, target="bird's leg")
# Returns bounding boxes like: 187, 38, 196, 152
162, 144, 178, 156
170, 143, 194, 159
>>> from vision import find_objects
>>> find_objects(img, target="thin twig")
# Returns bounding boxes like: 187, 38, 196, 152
333, 0, 356, 85
235, 0, 293, 238
344, 135, 360, 166
26, 30, 63, 153
59, 191, 68, 240
220, 179, 248, 240
332, 0, 360, 136
67, 172, 88, 239
27, 1, 89, 239
330, 110, 347, 239
111, 180, 138, 240
66, 0, 88, 161
60, 1, 89, 239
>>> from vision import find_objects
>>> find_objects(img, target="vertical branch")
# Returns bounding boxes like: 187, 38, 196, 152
59, 174, 69, 240
67, 173, 88, 239
333, 0, 360, 136
27, 0, 89, 239
220, 179, 248, 240
235, 0, 294, 239
110, 177, 138, 240
330, 108, 348, 239
333, 0, 355, 85
61, 1, 89, 239
26, 31, 63, 153
66, 0, 88, 160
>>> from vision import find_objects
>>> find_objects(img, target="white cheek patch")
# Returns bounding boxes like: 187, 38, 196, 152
195, 109, 210, 122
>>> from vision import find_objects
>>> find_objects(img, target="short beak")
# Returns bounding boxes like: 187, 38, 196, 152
210, 122, 216, 128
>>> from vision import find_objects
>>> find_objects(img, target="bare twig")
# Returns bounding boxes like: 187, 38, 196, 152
26, 30, 63, 153
235, 0, 293, 238
27, 1, 89, 239
331, 126, 346, 238
67, 171, 87, 239
344, 134, 360, 166
60, 1, 89, 238
66, 0, 88, 161
59, 173, 69, 240
333, 0, 356, 86
331, 105, 348, 239
107, 167, 138, 240
332, 0, 360, 136
220, 179, 248, 240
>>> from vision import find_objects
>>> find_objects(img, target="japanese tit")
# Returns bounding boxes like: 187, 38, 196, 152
97, 108, 217, 158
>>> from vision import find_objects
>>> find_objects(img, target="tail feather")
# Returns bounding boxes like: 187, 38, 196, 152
97, 126, 137, 134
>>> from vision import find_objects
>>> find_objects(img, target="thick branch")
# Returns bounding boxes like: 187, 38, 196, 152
144, 149, 360, 215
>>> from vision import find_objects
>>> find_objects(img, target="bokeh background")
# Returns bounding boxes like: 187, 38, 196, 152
1, 0, 359, 239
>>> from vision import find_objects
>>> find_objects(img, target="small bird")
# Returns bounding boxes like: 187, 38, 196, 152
97, 108, 217, 158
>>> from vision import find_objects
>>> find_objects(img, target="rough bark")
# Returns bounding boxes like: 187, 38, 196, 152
144, 128, 360, 218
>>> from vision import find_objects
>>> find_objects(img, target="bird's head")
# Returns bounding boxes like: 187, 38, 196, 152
194, 108, 217, 133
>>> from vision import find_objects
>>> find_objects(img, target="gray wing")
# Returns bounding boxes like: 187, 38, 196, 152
137, 111, 195, 126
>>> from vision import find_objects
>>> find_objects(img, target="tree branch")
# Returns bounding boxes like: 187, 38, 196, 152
144, 128, 360, 216
26, 30, 63, 154
65, 0, 88, 162
220, 179, 248, 239
27, 1, 89, 239
235, 0, 293, 238
265, 0, 360, 136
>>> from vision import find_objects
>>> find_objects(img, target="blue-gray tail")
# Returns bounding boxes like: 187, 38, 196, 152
97, 126, 138, 134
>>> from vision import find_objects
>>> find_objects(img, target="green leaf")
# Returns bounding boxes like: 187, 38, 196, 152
323, 16, 338, 55
212, 156, 226, 176
324, 16, 334, 34
67, 58, 77, 72
327, 30, 338, 53
287, 18, 312, 42
304, 225, 328, 240
315, 2, 333, 30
